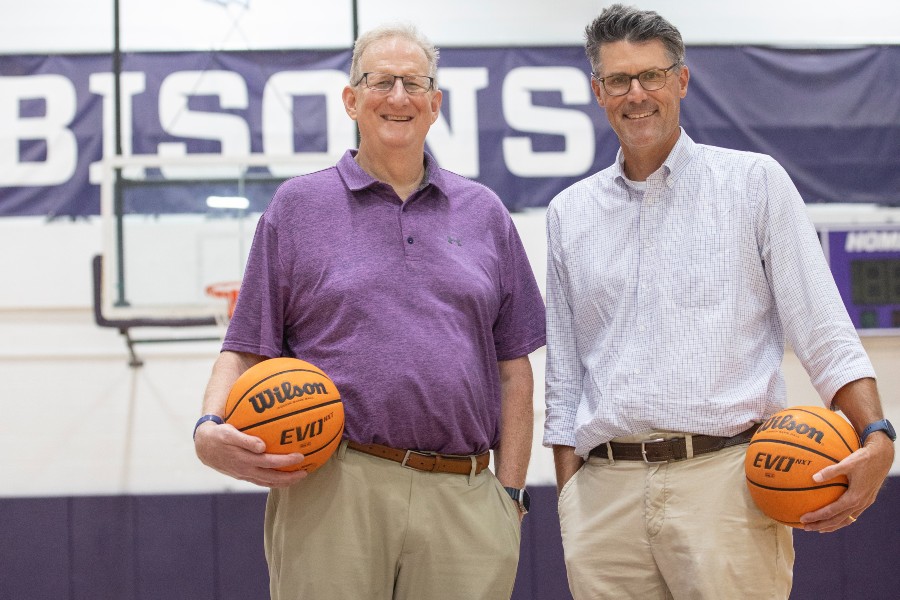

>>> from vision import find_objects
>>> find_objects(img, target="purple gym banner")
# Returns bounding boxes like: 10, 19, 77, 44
1, 46, 899, 217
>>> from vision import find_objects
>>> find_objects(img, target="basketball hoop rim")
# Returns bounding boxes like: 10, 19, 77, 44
205, 281, 242, 297
205, 281, 242, 319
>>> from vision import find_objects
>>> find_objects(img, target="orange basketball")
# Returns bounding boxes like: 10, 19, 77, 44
744, 406, 859, 527
225, 357, 344, 473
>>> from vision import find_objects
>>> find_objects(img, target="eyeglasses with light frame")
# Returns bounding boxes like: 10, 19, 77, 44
592, 62, 681, 97
354, 72, 435, 95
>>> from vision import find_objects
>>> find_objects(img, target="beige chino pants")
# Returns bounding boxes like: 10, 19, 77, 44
265, 441, 522, 600
559, 440, 794, 600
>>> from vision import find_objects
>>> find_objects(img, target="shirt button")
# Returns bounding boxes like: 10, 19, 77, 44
638, 325, 646, 332
407, 237, 414, 244
633, 369, 641, 375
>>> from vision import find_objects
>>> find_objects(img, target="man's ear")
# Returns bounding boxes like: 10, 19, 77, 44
342, 86, 358, 120
678, 65, 690, 99
591, 77, 606, 108
428, 89, 443, 124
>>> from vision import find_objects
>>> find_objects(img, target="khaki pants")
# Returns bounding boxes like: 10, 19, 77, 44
559, 441, 794, 600
265, 441, 522, 600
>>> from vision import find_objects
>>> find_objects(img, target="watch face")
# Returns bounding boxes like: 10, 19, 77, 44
505, 487, 530, 512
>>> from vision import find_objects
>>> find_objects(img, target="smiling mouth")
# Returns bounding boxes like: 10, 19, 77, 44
384, 115, 412, 122
625, 110, 655, 120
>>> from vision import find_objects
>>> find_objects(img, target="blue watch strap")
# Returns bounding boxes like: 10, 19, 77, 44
860, 419, 897, 445
504, 486, 530, 513
193, 414, 224, 439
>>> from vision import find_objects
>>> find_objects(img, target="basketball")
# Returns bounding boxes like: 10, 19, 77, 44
225, 357, 344, 473
744, 406, 859, 527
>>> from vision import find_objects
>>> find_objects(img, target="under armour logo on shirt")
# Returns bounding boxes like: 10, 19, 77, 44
448, 237, 462, 246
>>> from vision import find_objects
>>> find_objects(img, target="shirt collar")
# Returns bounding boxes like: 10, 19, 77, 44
613, 127, 696, 191
337, 149, 446, 196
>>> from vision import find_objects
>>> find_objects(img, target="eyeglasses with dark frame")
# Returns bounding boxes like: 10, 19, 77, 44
592, 62, 681, 97
354, 72, 435, 95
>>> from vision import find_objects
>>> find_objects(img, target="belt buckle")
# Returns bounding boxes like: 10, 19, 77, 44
401, 449, 436, 470
641, 438, 666, 463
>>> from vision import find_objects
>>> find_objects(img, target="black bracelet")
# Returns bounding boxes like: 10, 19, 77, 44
193, 414, 224, 439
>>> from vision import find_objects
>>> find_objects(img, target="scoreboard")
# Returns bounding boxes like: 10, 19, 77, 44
811, 206, 900, 335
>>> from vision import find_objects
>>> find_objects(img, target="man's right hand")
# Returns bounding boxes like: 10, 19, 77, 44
194, 420, 309, 488
553, 445, 585, 496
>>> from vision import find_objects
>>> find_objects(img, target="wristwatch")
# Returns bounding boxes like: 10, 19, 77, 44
504, 487, 531, 515
860, 419, 897, 445
193, 414, 224, 439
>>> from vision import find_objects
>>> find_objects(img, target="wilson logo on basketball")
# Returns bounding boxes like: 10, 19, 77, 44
248, 381, 329, 413
757, 414, 825, 444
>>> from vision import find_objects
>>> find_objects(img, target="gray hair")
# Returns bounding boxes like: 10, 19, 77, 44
349, 23, 440, 88
584, 4, 685, 75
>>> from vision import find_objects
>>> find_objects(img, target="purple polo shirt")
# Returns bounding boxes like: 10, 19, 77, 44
223, 150, 546, 454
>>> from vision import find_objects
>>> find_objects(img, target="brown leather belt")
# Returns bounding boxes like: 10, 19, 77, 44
347, 441, 490, 475
589, 424, 760, 463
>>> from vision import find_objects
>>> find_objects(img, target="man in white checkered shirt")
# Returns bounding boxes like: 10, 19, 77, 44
543, 5, 896, 599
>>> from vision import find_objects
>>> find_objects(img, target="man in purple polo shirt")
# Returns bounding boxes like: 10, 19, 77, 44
193, 23, 546, 600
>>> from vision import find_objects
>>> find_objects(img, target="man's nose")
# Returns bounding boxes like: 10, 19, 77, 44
625, 77, 649, 100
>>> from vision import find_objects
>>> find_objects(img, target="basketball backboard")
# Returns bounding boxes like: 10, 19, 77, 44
98, 153, 329, 322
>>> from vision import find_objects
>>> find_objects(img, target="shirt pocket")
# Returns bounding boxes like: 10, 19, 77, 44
670, 222, 730, 309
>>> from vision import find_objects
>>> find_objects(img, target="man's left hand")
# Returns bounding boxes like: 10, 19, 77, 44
799, 433, 894, 532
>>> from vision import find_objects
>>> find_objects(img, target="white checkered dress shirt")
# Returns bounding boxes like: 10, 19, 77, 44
543, 130, 875, 458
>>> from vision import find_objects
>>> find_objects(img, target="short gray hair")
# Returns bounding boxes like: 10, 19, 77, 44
349, 24, 440, 88
584, 4, 685, 75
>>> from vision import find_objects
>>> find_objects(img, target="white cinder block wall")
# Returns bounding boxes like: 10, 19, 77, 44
0, 210, 897, 498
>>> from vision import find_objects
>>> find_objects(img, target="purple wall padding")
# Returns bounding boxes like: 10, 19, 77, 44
792, 478, 900, 599
0, 497, 70, 599
516, 487, 573, 599
214, 493, 270, 599
0, 481, 897, 599
70, 495, 136, 599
